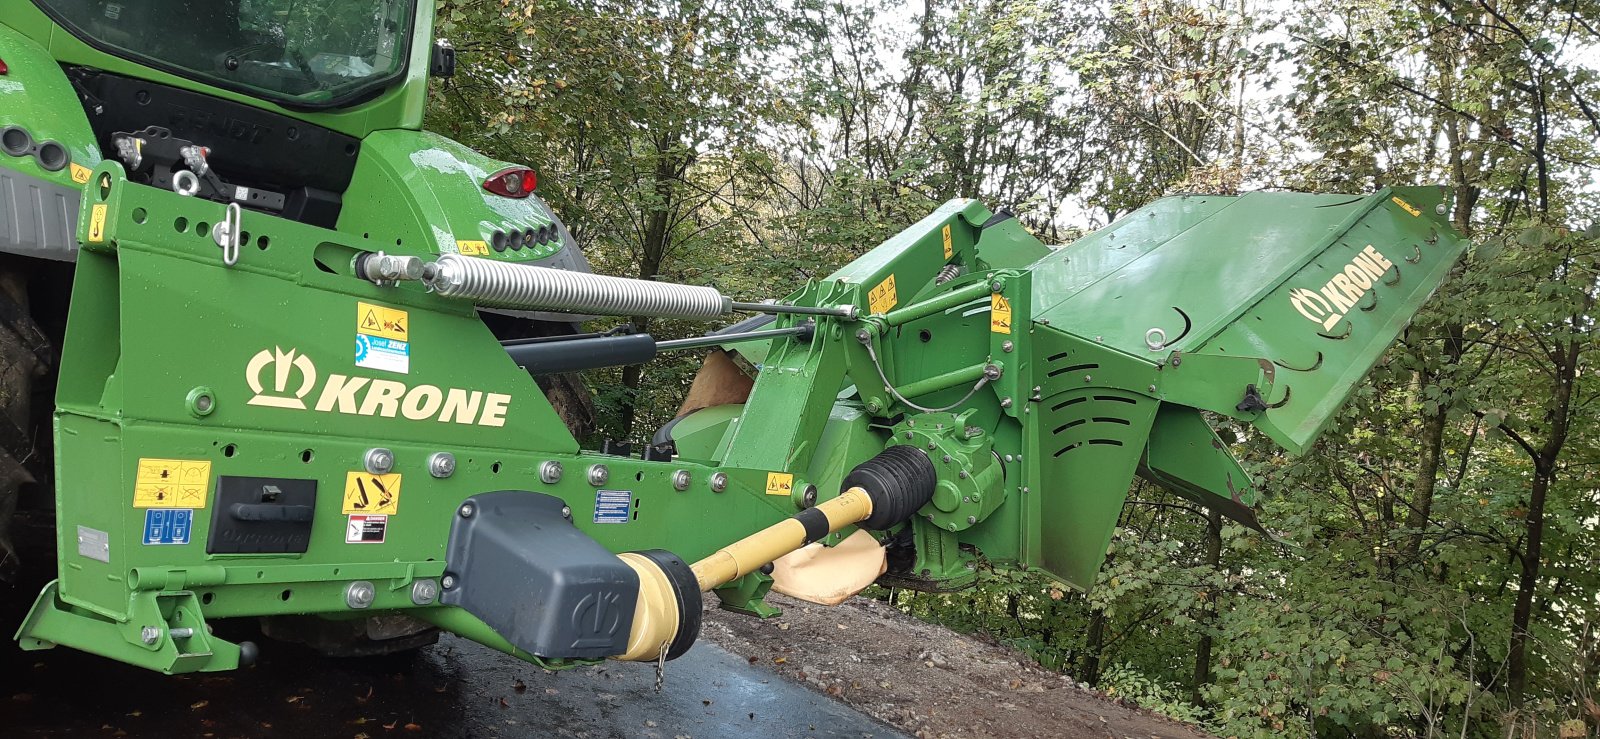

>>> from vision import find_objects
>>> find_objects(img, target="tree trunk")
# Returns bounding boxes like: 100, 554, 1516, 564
1082, 608, 1106, 686
1191, 508, 1223, 706
616, 151, 681, 440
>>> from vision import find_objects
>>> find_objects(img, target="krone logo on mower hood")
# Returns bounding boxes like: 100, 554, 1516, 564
1289, 245, 1395, 330
245, 347, 510, 427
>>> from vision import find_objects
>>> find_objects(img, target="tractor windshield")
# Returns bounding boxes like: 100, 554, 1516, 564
35, 0, 415, 108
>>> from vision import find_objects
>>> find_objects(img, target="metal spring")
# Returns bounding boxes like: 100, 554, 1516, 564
935, 264, 962, 284
428, 255, 733, 319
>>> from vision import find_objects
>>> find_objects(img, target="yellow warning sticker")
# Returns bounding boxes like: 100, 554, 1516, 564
1391, 195, 1421, 217
342, 471, 402, 516
765, 472, 794, 497
867, 274, 898, 315
456, 240, 490, 256
941, 224, 953, 259
86, 203, 108, 244
990, 293, 1013, 334
357, 302, 409, 341
69, 162, 92, 185
133, 458, 212, 509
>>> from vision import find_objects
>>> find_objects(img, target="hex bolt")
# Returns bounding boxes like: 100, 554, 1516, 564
539, 460, 563, 484
1002, 341, 1014, 353
587, 464, 609, 487
194, 394, 213, 413
967, 515, 977, 524
958, 470, 968, 479
1148, 384, 1158, 393
140, 626, 161, 645
963, 496, 972, 503
1083, 375, 1092, 382
458, 503, 475, 518
411, 579, 440, 605
904, 431, 914, 440
989, 280, 1004, 292
942, 454, 952, 463
169, 627, 194, 639
947, 523, 957, 531
802, 484, 818, 508
441, 574, 457, 589
710, 472, 729, 493
927, 442, 937, 450
345, 581, 376, 609
671, 469, 692, 491
428, 452, 457, 478
363, 447, 394, 474
1000, 397, 1013, 408
1021, 486, 1031, 494
560, 505, 572, 520
1004, 454, 1015, 462
855, 329, 872, 343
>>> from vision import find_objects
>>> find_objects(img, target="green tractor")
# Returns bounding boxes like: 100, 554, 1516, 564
1, 0, 1468, 676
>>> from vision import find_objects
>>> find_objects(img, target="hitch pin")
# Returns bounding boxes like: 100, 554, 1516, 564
211, 202, 242, 267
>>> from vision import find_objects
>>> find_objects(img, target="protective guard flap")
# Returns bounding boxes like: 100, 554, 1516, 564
1139, 404, 1262, 530
1190, 186, 1467, 454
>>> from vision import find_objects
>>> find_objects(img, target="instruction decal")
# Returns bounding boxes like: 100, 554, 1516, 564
356, 302, 410, 374
942, 224, 953, 259
346, 514, 388, 544
456, 239, 490, 256
593, 489, 631, 524
70, 162, 92, 185
1390, 195, 1421, 217
990, 293, 1013, 334
868, 274, 898, 314
342, 471, 402, 516
86, 203, 108, 244
143, 509, 193, 545
765, 472, 794, 497
133, 458, 212, 509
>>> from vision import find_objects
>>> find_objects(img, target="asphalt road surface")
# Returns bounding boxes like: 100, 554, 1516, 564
0, 622, 906, 738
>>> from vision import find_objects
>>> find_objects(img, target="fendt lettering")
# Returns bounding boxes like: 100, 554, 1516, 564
245, 347, 510, 427
1289, 244, 1396, 330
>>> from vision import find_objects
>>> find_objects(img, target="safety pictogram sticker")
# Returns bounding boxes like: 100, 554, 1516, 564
133, 458, 212, 508
342, 471, 402, 516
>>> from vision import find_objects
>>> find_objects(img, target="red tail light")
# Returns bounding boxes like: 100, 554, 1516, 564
482, 167, 536, 198
0, 57, 8, 75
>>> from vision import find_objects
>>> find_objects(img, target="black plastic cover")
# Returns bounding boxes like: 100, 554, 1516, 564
440, 491, 639, 660
206, 477, 318, 554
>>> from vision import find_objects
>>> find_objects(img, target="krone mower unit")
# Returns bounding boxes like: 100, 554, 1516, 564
0, 0, 1468, 677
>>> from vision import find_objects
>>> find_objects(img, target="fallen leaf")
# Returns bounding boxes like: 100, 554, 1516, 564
513, 679, 527, 693
190, 701, 209, 710
773, 657, 787, 664
778, 623, 791, 631
746, 656, 758, 665
352, 718, 370, 725
125, 710, 141, 717
826, 685, 843, 697
702, 699, 712, 706
432, 685, 447, 694
383, 720, 398, 730
357, 686, 374, 704
544, 688, 558, 695
644, 720, 657, 728
836, 624, 847, 630
285, 696, 303, 704
404, 723, 422, 732
499, 697, 510, 708
355, 734, 371, 739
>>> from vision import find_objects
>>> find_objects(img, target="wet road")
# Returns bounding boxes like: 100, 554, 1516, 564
0, 615, 903, 738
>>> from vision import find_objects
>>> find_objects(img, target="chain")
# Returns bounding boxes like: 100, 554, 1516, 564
653, 640, 670, 692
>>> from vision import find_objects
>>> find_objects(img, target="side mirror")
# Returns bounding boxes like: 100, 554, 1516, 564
430, 39, 456, 78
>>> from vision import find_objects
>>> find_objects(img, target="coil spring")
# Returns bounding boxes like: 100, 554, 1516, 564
935, 264, 962, 284
428, 255, 733, 319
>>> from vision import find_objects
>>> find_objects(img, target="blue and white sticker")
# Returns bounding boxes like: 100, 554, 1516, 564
143, 509, 193, 545
355, 334, 410, 374
593, 490, 632, 524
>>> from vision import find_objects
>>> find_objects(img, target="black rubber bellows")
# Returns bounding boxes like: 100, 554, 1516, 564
842, 445, 938, 530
